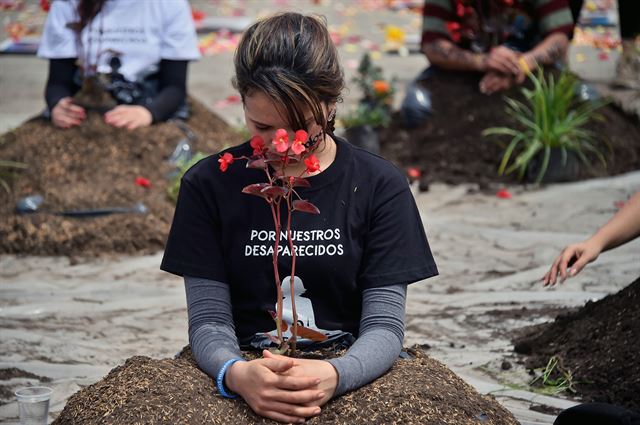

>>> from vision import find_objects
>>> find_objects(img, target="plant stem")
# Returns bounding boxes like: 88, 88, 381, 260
286, 190, 298, 356
269, 200, 284, 346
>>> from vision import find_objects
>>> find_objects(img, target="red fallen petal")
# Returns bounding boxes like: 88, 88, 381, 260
242, 183, 270, 197
261, 185, 288, 197
191, 9, 205, 21
496, 188, 512, 199
407, 167, 421, 180
598, 52, 609, 61
614, 200, 626, 210
293, 200, 320, 214
135, 176, 151, 188
226, 95, 241, 103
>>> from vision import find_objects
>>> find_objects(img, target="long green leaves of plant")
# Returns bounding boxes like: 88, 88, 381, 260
483, 70, 610, 183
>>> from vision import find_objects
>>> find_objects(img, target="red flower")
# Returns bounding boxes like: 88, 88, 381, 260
39, 0, 50, 12
218, 152, 234, 172
135, 176, 151, 188
272, 129, 289, 153
304, 154, 320, 174
291, 130, 308, 155
250, 135, 266, 155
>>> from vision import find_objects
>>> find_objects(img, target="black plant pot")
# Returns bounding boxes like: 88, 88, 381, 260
526, 148, 580, 184
345, 125, 380, 155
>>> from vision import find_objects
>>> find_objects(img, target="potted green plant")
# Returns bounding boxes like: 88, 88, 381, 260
483, 70, 609, 184
342, 53, 396, 154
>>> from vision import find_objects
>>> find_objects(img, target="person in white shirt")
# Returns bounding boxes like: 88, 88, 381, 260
38, 0, 201, 129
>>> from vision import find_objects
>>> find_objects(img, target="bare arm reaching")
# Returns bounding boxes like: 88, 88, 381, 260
543, 191, 640, 285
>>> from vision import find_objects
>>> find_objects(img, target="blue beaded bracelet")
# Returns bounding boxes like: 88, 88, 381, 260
216, 358, 245, 399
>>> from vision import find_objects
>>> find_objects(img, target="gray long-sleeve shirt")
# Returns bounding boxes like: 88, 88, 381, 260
185, 276, 407, 396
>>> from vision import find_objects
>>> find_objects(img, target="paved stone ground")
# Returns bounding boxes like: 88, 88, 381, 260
1, 1, 637, 424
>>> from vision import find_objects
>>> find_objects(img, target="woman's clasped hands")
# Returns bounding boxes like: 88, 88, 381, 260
225, 349, 338, 424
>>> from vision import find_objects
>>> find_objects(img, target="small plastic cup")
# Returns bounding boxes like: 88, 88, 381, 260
14, 387, 52, 425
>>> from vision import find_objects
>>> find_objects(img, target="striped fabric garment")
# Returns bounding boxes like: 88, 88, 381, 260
421, 0, 575, 50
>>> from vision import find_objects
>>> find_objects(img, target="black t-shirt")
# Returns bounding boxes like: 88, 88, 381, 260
161, 137, 438, 341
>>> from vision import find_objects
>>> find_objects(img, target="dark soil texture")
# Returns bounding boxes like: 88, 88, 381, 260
513, 276, 640, 412
379, 71, 640, 186
0, 98, 235, 257
52, 346, 518, 425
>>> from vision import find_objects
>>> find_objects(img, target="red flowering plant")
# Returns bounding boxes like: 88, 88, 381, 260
218, 128, 323, 355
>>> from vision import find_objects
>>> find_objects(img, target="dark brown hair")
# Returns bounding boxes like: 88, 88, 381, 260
233, 13, 344, 133
67, 0, 107, 31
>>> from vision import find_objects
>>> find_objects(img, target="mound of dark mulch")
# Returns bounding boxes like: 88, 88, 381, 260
513, 276, 640, 412
379, 71, 640, 186
0, 98, 236, 257
52, 346, 518, 425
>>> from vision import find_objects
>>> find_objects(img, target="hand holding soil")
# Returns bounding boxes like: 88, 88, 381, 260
51, 97, 86, 129
479, 71, 516, 94
486, 46, 522, 77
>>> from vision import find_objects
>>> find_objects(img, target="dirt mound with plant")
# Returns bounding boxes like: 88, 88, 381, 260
380, 71, 640, 186
513, 276, 640, 412
0, 98, 235, 257
52, 345, 517, 425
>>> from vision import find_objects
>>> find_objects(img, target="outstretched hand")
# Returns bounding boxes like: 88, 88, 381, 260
225, 350, 324, 423
542, 240, 604, 286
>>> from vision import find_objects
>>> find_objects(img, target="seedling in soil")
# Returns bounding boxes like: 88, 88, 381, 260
529, 355, 578, 395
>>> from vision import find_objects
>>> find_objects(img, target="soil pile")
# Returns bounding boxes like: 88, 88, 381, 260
380, 72, 640, 186
52, 346, 517, 425
0, 98, 236, 257
513, 276, 640, 412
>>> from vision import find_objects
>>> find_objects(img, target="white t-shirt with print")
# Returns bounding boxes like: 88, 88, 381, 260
37, 0, 201, 82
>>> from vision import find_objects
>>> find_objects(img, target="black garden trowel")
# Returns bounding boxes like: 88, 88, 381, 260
16, 195, 148, 217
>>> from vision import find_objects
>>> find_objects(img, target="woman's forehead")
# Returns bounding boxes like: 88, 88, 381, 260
244, 90, 317, 126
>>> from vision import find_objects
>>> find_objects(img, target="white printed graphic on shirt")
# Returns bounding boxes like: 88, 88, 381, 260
244, 228, 344, 257
271, 275, 340, 340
